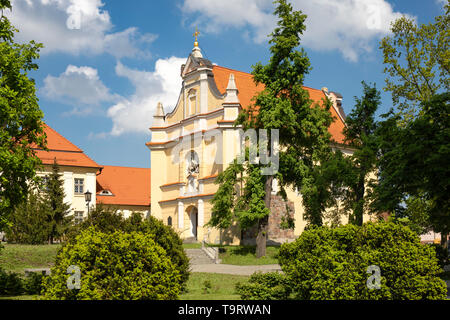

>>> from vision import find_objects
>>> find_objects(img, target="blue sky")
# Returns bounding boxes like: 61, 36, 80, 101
6, 0, 446, 168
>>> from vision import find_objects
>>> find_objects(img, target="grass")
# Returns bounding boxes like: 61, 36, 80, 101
218, 245, 280, 265
0, 243, 61, 274
182, 243, 202, 249
1, 273, 248, 300
180, 273, 249, 300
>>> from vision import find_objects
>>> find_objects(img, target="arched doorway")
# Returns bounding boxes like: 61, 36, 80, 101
187, 206, 198, 239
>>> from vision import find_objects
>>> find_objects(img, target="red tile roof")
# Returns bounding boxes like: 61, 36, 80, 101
211, 65, 346, 143
34, 124, 101, 168
96, 165, 151, 207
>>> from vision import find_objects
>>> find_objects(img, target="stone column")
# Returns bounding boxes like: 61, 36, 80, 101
178, 201, 184, 230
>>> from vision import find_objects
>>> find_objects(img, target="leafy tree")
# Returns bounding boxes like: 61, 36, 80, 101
0, 0, 46, 230
380, 3, 449, 123
338, 82, 381, 226
374, 92, 450, 248
42, 159, 72, 244
5, 188, 49, 244
209, 0, 334, 257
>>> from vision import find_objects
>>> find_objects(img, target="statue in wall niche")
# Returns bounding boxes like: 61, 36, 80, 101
187, 157, 199, 177
186, 151, 200, 193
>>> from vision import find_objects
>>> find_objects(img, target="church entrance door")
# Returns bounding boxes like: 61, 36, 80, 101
189, 207, 198, 239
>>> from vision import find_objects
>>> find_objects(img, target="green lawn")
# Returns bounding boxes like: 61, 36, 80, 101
1, 273, 248, 300
180, 273, 248, 300
182, 243, 202, 249
0, 243, 61, 274
218, 245, 280, 265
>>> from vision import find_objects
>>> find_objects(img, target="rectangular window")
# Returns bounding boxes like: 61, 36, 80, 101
74, 178, 84, 194
74, 211, 84, 225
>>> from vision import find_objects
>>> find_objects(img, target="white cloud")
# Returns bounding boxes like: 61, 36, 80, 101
7, 0, 156, 58
181, 0, 414, 62
42, 65, 118, 114
105, 57, 185, 136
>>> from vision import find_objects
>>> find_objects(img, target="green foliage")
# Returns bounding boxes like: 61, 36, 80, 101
428, 243, 449, 269
373, 92, 450, 238
202, 280, 212, 294
6, 160, 72, 244
210, 0, 336, 257
278, 222, 447, 300
68, 209, 190, 292
23, 272, 46, 295
0, 267, 23, 296
42, 160, 72, 243
380, 4, 449, 123
235, 272, 291, 300
5, 191, 49, 244
41, 227, 182, 300
0, 0, 46, 229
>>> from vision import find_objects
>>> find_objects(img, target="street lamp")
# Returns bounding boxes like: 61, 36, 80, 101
84, 190, 92, 215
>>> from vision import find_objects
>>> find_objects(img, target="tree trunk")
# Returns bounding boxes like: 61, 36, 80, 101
256, 176, 273, 258
441, 232, 448, 250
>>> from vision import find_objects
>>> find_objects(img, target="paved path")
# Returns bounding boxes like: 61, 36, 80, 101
185, 248, 282, 275
189, 263, 282, 275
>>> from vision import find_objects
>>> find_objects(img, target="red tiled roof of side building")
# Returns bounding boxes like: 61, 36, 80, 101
211, 65, 346, 144
96, 165, 151, 207
34, 124, 101, 168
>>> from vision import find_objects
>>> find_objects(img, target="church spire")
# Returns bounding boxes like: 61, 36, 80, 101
191, 27, 203, 58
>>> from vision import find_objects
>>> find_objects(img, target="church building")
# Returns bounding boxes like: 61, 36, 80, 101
147, 39, 351, 245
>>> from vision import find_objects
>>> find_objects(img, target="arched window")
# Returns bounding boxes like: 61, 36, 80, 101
168, 216, 172, 226
187, 89, 197, 116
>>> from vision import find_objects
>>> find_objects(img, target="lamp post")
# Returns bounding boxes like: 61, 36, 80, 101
84, 190, 92, 215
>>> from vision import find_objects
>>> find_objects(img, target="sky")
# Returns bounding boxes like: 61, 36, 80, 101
5, 0, 447, 168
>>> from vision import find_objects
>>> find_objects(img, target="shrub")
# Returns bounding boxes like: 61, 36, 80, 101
235, 272, 291, 300
6, 192, 50, 244
24, 272, 47, 295
278, 221, 447, 300
41, 227, 181, 300
429, 243, 449, 269
68, 209, 190, 292
0, 268, 24, 296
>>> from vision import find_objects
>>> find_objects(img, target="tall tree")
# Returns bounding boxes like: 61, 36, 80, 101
209, 0, 334, 257
380, 3, 449, 123
341, 82, 381, 226
5, 187, 49, 244
0, 0, 46, 230
42, 159, 72, 244
374, 92, 450, 248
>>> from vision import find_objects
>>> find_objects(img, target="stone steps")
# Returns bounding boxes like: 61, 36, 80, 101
185, 248, 215, 265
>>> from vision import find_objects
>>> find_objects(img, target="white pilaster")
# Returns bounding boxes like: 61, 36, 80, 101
198, 199, 204, 227
178, 201, 184, 229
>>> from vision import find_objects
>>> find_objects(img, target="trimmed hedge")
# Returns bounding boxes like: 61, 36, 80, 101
278, 222, 447, 300
235, 272, 291, 300
41, 227, 182, 300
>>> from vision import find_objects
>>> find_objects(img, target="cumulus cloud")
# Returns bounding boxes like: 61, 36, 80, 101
42, 65, 119, 114
7, 0, 156, 58
105, 57, 185, 136
181, 0, 414, 61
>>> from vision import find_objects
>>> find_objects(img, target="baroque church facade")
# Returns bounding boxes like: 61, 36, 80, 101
148, 42, 352, 245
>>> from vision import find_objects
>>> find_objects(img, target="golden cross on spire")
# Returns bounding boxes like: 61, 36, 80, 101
193, 27, 200, 47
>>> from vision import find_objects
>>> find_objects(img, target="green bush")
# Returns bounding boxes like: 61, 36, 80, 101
278, 222, 447, 300
24, 272, 47, 295
0, 268, 24, 296
41, 227, 182, 300
235, 272, 291, 300
429, 243, 449, 269
68, 209, 190, 292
